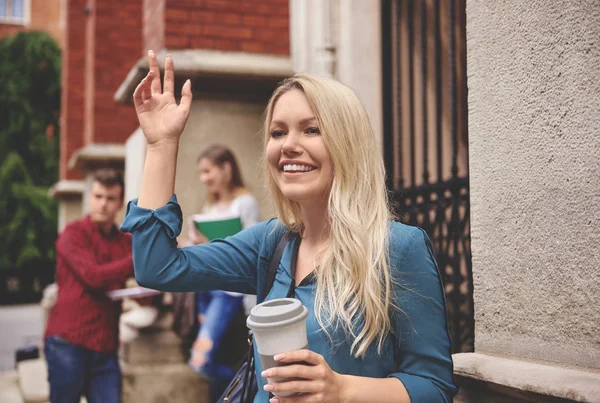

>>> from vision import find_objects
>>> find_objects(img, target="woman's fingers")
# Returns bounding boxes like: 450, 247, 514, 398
148, 50, 162, 95
262, 363, 319, 381
141, 73, 152, 104
133, 71, 153, 109
262, 351, 339, 402
163, 54, 174, 95
133, 79, 145, 109
274, 350, 324, 366
141, 85, 149, 104
265, 378, 322, 395
179, 79, 193, 115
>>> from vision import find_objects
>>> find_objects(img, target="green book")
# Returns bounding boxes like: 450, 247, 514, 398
190, 213, 243, 241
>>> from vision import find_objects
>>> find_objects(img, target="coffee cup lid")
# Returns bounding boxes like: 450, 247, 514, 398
247, 298, 308, 331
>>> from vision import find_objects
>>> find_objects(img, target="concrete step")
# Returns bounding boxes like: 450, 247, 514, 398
13, 359, 86, 403
122, 362, 210, 403
17, 359, 49, 403
0, 370, 25, 403
120, 327, 187, 365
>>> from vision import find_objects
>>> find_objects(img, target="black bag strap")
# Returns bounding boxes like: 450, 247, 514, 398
239, 228, 293, 403
259, 229, 294, 303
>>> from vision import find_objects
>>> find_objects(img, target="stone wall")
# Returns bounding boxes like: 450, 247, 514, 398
458, 0, 600, 401
467, 0, 600, 369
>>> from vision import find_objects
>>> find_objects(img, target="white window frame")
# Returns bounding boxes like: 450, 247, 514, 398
0, 0, 31, 26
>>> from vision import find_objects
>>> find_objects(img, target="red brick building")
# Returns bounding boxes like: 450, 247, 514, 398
54, 0, 291, 229
0, 0, 63, 45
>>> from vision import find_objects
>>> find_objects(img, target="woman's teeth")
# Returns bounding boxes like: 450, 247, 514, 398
283, 164, 316, 172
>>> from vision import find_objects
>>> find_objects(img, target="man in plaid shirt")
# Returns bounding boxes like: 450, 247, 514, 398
44, 169, 133, 403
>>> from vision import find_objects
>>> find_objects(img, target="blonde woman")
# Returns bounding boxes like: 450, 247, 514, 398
122, 51, 456, 402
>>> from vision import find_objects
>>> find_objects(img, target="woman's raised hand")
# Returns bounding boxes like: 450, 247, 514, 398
133, 50, 192, 147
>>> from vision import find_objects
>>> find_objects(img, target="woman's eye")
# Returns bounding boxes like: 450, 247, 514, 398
306, 127, 321, 135
270, 130, 285, 138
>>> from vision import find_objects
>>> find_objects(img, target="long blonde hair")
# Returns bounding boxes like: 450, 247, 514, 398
264, 74, 394, 357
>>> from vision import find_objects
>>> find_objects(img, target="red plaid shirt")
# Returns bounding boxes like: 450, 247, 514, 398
44, 215, 133, 353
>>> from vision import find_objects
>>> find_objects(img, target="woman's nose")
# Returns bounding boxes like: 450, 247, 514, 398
281, 132, 302, 155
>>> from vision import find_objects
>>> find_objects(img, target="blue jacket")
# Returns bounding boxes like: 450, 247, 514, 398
121, 196, 457, 402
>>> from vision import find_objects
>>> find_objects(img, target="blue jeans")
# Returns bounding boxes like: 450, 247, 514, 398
192, 291, 244, 397
44, 336, 121, 403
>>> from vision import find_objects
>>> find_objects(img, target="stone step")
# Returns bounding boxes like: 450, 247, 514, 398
120, 326, 187, 365
0, 370, 25, 403
17, 359, 49, 403
122, 362, 210, 403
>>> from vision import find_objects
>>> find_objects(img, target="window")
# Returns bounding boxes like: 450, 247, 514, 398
0, 0, 30, 25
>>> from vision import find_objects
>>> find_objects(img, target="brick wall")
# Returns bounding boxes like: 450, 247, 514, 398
30, 0, 63, 47
93, 0, 142, 144
0, 24, 23, 39
60, 0, 142, 179
144, 0, 165, 52
164, 0, 289, 55
59, 0, 290, 180
60, 0, 86, 180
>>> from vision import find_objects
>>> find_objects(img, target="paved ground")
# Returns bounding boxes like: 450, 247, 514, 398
0, 304, 44, 372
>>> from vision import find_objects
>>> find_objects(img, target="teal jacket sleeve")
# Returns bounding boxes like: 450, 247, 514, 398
388, 224, 457, 402
120, 195, 269, 294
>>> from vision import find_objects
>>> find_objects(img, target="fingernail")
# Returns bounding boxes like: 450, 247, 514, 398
166, 53, 171, 58
148, 49, 154, 55
261, 370, 271, 377
269, 398, 279, 403
274, 354, 285, 361
263, 384, 274, 392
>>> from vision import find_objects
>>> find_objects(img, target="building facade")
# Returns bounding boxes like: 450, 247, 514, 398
56, 0, 292, 233
115, 0, 292, 236
55, 0, 600, 401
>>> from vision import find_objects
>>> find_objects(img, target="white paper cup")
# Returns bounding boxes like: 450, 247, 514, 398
247, 298, 309, 397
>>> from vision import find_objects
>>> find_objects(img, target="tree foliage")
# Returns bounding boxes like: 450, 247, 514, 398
0, 31, 61, 272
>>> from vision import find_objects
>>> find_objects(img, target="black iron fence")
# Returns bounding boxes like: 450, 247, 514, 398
381, 0, 473, 353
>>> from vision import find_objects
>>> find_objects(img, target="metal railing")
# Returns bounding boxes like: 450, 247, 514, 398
381, 0, 473, 353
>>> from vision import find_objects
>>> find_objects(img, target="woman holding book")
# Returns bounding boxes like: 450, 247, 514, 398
188, 144, 261, 245
183, 144, 261, 396
122, 51, 456, 402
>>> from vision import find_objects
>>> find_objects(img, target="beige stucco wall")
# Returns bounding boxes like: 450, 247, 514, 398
467, 0, 600, 369
125, 96, 274, 238
124, 128, 147, 221
57, 198, 83, 232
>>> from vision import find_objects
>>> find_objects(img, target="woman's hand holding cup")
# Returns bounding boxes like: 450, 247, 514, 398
261, 349, 346, 403
133, 50, 192, 148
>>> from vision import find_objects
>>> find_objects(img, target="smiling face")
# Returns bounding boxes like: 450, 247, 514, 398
266, 89, 333, 206
197, 158, 231, 196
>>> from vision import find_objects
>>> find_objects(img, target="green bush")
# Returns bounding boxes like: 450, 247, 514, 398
0, 31, 61, 273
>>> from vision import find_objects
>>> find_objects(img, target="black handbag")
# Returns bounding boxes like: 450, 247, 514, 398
218, 230, 293, 403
